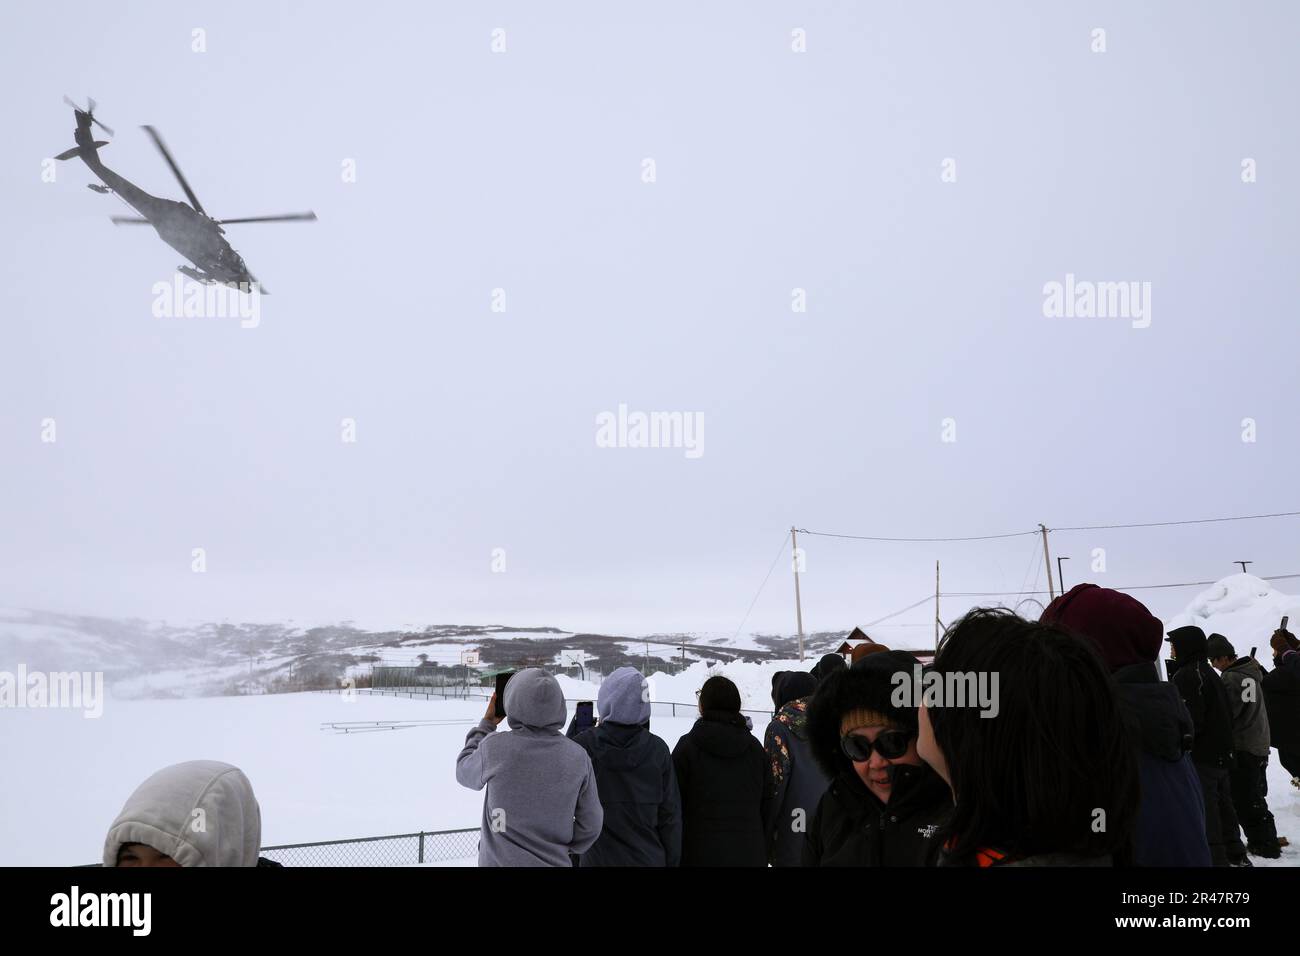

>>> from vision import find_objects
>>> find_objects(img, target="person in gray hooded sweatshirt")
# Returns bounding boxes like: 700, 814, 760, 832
103, 760, 281, 867
456, 667, 603, 866
570, 666, 682, 866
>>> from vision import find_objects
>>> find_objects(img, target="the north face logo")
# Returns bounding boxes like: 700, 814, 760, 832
917, 824, 939, 839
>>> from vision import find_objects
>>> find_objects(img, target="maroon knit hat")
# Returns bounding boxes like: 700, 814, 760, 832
1039, 583, 1164, 672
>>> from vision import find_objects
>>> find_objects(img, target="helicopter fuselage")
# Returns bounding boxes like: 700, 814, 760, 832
70, 111, 255, 287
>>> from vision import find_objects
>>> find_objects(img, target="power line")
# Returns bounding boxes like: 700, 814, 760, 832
863, 594, 935, 627
798, 527, 1037, 543
732, 533, 793, 642
798, 508, 1300, 543
941, 571, 1300, 598
1052, 510, 1300, 533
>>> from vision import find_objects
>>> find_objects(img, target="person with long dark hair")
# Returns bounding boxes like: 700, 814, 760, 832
917, 608, 1139, 866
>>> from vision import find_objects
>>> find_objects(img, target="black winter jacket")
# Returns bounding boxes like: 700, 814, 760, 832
802, 763, 950, 867
1167, 630, 1235, 769
1263, 651, 1300, 753
671, 711, 766, 867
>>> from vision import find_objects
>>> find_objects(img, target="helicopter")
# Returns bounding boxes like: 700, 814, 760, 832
55, 97, 316, 293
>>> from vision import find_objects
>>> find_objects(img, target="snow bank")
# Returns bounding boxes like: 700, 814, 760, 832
1165, 574, 1300, 651
555, 658, 815, 713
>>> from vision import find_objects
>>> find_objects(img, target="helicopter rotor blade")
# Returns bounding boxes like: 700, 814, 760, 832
140, 125, 206, 215
213, 212, 318, 224
110, 216, 152, 225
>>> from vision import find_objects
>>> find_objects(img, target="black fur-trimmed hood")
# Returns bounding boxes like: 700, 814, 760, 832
806, 650, 922, 780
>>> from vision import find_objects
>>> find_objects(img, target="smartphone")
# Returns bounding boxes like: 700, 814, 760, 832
494, 671, 514, 718
575, 700, 595, 733
1283, 615, 1290, 632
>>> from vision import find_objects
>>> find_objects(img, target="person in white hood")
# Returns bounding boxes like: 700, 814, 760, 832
103, 760, 280, 867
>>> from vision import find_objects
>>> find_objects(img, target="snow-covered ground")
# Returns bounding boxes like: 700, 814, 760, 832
0, 690, 722, 867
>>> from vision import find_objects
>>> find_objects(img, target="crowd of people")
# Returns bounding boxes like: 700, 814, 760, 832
94, 582, 1300, 868
454, 583, 1299, 868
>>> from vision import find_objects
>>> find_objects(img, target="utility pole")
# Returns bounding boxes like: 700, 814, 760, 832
1235, 561, 1252, 574
1056, 556, 1070, 592
934, 560, 940, 647
791, 527, 806, 662
1039, 524, 1056, 601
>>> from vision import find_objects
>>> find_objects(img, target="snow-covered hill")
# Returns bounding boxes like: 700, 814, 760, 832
4, 573, 1293, 700
0, 606, 834, 699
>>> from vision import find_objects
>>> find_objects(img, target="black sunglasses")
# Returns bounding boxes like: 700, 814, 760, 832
840, 728, 912, 763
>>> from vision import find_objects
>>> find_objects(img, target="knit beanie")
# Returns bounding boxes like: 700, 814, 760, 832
850, 641, 891, 666
1040, 583, 1163, 673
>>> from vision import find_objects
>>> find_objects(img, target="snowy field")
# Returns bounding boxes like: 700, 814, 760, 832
0, 689, 722, 867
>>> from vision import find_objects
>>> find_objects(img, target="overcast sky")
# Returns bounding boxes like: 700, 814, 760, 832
1, 1, 1297, 642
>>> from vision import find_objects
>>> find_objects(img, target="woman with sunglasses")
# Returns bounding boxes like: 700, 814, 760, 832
802, 651, 951, 866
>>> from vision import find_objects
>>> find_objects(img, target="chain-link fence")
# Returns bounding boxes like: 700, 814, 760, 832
327, 686, 771, 718
81, 827, 481, 867
257, 827, 480, 866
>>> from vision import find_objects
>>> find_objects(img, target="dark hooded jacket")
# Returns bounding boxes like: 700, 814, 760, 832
1112, 662, 1212, 866
761, 671, 829, 866
572, 667, 681, 866
671, 710, 766, 866
1039, 586, 1210, 866
1263, 651, 1300, 754
802, 653, 950, 867
1166, 627, 1235, 769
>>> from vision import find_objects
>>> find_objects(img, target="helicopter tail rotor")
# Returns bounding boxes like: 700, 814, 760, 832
63, 95, 115, 137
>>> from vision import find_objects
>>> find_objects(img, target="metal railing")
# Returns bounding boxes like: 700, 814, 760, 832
259, 827, 479, 866
83, 827, 481, 867
321, 686, 772, 718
